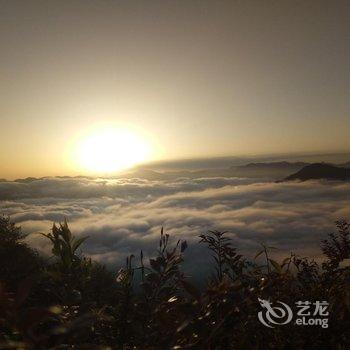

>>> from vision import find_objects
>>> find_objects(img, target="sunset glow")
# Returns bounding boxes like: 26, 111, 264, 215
76, 128, 151, 173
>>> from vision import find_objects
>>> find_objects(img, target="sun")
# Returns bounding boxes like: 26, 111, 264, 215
76, 127, 151, 174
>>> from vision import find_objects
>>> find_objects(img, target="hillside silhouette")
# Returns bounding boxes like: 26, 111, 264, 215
284, 163, 350, 181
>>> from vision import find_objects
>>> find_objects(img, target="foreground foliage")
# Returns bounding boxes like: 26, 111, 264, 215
0, 216, 349, 349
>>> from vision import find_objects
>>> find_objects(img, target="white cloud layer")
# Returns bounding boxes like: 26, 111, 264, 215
1, 177, 349, 272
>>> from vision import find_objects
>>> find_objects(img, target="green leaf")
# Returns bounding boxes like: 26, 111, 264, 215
281, 257, 291, 266
269, 259, 282, 273
254, 250, 264, 260
72, 236, 89, 253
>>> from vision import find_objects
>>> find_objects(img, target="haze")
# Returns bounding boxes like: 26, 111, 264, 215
1, 0, 350, 179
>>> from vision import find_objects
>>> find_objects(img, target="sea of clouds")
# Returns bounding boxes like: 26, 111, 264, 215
1, 175, 349, 277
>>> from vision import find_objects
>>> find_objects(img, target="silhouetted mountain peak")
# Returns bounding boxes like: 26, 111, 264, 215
284, 163, 350, 181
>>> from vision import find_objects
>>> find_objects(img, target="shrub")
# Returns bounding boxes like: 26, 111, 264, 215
0, 216, 42, 292
0, 217, 349, 349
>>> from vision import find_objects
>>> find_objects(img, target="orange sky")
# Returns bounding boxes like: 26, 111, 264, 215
1, 1, 350, 178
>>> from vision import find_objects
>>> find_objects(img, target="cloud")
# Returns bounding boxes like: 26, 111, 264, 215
1, 177, 349, 271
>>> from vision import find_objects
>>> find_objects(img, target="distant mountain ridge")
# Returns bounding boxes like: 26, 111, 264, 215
123, 161, 310, 180
236, 161, 308, 169
284, 163, 350, 181
229, 161, 309, 179
3, 160, 350, 183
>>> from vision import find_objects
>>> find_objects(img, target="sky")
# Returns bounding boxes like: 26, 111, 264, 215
1, 0, 350, 178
